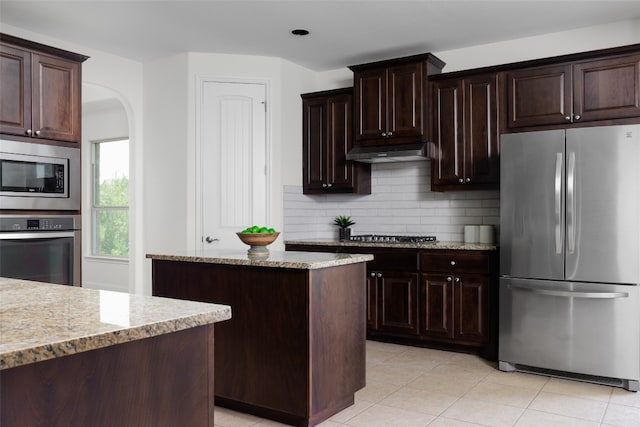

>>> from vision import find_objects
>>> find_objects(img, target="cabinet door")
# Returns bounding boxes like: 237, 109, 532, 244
0, 44, 31, 137
573, 54, 640, 122
378, 271, 419, 335
465, 74, 499, 185
387, 62, 424, 142
302, 97, 326, 192
326, 93, 354, 190
507, 64, 572, 128
420, 273, 454, 339
366, 272, 379, 330
432, 79, 463, 186
354, 68, 386, 143
454, 274, 487, 344
31, 53, 81, 143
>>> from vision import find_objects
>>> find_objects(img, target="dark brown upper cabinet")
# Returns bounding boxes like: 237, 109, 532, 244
0, 33, 88, 145
349, 53, 445, 146
431, 73, 500, 190
507, 53, 640, 129
301, 88, 370, 194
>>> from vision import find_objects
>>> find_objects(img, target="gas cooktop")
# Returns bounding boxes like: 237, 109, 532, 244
348, 234, 437, 244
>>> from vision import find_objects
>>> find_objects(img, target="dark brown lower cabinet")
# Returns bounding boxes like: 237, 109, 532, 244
421, 272, 487, 345
377, 271, 419, 335
285, 243, 498, 360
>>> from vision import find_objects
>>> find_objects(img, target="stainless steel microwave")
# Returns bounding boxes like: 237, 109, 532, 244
0, 139, 80, 210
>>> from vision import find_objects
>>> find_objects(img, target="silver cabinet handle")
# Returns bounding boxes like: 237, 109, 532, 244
567, 151, 576, 254
455, 277, 460, 282
387, 131, 393, 137
447, 276, 452, 282
465, 178, 471, 183
509, 283, 628, 299
204, 236, 219, 243
458, 178, 464, 183
377, 272, 382, 278
565, 116, 571, 121
554, 152, 563, 254
370, 272, 376, 277
381, 132, 387, 137
26, 129, 33, 136
34, 130, 41, 136
450, 261, 456, 266
574, 114, 581, 121
327, 183, 332, 188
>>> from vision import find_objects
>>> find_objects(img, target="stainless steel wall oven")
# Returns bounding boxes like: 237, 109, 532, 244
0, 139, 80, 211
0, 215, 81, 286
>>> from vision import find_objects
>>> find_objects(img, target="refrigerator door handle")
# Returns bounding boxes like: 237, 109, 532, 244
567, 151, 577, 254
554, 152, 563, 254
509, 283, 629, 299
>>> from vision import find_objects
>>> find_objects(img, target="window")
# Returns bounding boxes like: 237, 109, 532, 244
92, 138, 129, 257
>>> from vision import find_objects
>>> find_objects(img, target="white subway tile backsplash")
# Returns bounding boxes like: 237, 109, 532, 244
284, 161, 499, 242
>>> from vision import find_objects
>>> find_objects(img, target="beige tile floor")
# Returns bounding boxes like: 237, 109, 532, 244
214, 340, 640, 427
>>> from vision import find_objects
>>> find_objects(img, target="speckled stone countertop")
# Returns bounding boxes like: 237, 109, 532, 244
284, 239, 498, 251
146, 249, 374, 269
0, 278, 232, 370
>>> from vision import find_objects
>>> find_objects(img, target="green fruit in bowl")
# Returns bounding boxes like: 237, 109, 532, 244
240, 225, 277, 234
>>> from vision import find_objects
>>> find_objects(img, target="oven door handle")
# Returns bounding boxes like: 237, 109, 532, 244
0, 231, 76, 239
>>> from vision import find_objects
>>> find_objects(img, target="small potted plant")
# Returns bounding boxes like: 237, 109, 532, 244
334, 215, 355, 241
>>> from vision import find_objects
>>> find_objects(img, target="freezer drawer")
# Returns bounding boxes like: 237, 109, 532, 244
499, 278, 640, 388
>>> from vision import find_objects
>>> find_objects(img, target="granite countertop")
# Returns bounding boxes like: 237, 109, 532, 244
146, 249, 374, 269
284, 239, 498, 251
0, 278, 232, 370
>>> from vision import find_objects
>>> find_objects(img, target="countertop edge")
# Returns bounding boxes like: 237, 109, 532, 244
1, 308, 232, 370
146, 253, 375, 269
283, 239, 498, 251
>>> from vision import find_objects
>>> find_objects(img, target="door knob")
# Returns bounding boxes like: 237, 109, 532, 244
574, 114, 581, 121
205, 236, 219, 243
34, 130, 41, 136
26, 129, 33, 136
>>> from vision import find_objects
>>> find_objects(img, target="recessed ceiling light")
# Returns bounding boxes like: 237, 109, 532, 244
291, 29, 310, 36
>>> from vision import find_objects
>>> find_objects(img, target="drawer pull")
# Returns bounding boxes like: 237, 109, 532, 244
450, 261, 456, 266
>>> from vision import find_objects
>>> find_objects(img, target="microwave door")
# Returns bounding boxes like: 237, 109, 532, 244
500, 130, 566, 280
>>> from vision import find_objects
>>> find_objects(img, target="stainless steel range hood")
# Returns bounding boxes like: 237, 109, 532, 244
346, 143, 432, 163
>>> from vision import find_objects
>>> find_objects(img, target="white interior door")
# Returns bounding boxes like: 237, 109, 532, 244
200, 81, 268, 250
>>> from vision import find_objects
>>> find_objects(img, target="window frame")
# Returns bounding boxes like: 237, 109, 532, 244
91, 137, 130, 259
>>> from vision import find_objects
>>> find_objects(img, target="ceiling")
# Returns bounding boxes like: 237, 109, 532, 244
1, 0, 639, 71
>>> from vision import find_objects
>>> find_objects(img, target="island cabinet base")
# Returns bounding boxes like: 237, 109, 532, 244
0, 325, 216, 427
152, 260, 367, 427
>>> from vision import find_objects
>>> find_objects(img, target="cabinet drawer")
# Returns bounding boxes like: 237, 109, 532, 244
421, 251, 489, 274
368, 250, 420, 272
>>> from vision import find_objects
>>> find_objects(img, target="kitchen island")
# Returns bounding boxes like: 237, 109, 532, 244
0, 277, 231, 427
147, 249, 373, 427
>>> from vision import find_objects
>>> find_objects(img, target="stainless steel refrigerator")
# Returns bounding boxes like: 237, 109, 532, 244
499, 124, 640, 391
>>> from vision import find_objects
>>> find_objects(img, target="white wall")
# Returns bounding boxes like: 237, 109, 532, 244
0, 24, 145, 294
81, 97, 130, 292
435, 19, 640, 73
